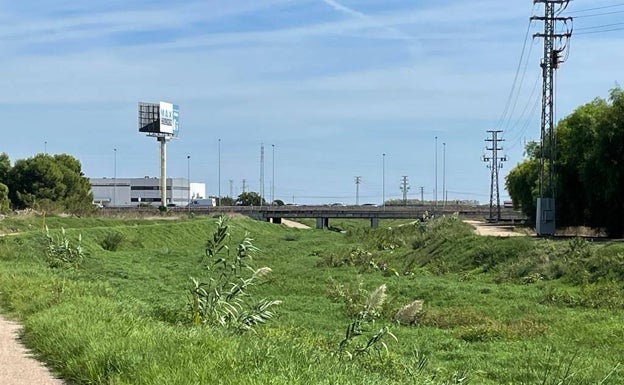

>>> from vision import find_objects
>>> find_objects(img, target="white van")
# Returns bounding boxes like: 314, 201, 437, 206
189, 198, 216, 207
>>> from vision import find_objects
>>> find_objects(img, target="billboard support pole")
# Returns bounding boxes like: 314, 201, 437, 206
159, 136, 167, 209
139, 101, 179, 210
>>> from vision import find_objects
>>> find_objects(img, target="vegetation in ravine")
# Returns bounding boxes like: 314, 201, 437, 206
0, 213, 622, 384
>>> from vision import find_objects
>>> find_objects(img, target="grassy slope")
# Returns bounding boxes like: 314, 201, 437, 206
0, 214, 622, 384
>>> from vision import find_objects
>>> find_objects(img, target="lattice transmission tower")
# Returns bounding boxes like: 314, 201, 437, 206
483, 130, 506, 222
531, 0, 572, 235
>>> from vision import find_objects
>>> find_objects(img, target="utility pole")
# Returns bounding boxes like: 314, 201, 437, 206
354, 176, 362, 205
483, 130, 506, 222
271, 144, 275, 205
113, 148, 117, 207
442, 142, 446, 207
420, 186, 424, 205
382, 153, 386, 208
242, 179, 247, 194
531, 0, 572, 236
218, 139, 221, 207
400, 176, 410, 206
434, 136, 438, 207
229, 179, 234, 198
260, 144, 265, 205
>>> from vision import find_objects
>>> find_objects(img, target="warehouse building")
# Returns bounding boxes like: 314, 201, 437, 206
90, 177, 206, 207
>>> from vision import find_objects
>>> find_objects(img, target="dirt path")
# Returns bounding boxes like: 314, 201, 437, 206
0, 315, 64, 384
464, 220, 530, 237
280, 219, 310, 229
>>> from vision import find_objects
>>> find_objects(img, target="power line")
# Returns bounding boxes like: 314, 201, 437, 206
506, 72, 542, 151
506, 96, 541, 153
573, 10, 624, 18
575, 21, 624, 30
576, 26, 624, 35
495, 9, 537, 132
567, 3, 624, 14
502, 39, 538, 137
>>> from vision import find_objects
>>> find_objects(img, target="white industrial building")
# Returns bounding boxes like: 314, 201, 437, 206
90, 177, 206, 207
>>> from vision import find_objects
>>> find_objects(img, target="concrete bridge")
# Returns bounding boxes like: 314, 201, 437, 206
170, 205, 526, 229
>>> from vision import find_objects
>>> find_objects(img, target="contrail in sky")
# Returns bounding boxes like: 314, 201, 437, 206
322, 0, 368, 19
320, 0, 412, 40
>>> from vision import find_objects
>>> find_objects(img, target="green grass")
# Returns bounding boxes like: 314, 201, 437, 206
0, 214, 623, 384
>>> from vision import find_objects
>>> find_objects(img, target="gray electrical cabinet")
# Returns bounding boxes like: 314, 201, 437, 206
536, 198, 555, 236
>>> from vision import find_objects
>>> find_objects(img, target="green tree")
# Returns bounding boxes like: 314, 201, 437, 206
506, 87, 624, 236
0, 183, 9, 213
0, 153, 10, 185
505, 151, 539, 223
587, 88, 624, 235
54, 154, 94, 213
217, 196, 236, 206
0, 153, 11, 211
8, 154, 94, 214
236, 191, 265, 206
9, 154, 66, 209
554, 98, 607, 226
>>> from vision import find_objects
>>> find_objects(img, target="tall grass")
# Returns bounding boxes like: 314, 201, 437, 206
0, 214, 622, 384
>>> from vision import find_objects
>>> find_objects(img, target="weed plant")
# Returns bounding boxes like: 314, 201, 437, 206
100, 231, 124, 251
44, 227, 84, 268
337, 284, 398, 360
189, 216, 281, 332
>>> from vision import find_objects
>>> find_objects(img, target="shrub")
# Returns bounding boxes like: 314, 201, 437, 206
189, 216, 280, 332
326, 278, 369, 317
101, 232, 124, 251
45, 227, 84, 268
541, 286, 581, 308
580, 282, 624, 309
337, 284, 397, 360
394, 300, 424, 325
282, 233, 299, 242
420, 307, 493, 329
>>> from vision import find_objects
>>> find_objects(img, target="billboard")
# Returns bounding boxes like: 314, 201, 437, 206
138, 101, 179, 136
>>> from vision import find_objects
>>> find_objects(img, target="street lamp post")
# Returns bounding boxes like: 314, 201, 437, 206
113, 148, 117, 207
382, 153, 386, 208
218, 139, 221, 207
434, 136, 438, 207
443, 142, 446, 207
271, 144, 275, 205
187, 155, 191, 213
44, 141, 47, 155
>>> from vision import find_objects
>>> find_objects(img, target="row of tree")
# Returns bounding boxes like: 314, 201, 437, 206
0, 153, 94, 214
505, 87, 624, 236
212, 193, 262, 207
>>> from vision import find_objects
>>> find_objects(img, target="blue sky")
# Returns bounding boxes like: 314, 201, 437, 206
2, 0, 623, 204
